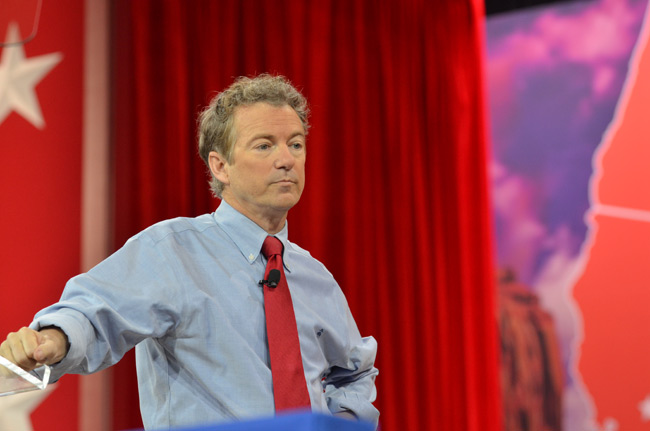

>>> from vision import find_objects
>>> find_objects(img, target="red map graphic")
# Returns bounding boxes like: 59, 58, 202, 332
574, 9, 650, 430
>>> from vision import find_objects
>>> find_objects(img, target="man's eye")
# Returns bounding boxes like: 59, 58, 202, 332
291, 142, 304, 150
257, 144, 270, 150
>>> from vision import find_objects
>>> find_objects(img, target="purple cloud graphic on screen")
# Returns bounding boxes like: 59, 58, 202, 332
487, 0, 647, 286
487, 0, 648, 429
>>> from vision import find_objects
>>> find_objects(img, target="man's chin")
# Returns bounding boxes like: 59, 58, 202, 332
271, 193, 302, 210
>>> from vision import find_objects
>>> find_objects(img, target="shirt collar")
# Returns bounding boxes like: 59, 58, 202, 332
212, 200, 293, 271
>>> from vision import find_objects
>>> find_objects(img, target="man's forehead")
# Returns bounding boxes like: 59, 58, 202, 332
233, 103, 304, 135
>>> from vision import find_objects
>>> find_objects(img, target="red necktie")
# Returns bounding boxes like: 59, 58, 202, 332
261, 236, 311, 411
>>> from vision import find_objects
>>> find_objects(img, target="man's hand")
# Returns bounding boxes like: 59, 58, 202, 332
0, 327, 69, 372
334, 410, 358, 421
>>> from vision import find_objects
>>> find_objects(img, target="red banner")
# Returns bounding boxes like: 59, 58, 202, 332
0, 1, 83, 429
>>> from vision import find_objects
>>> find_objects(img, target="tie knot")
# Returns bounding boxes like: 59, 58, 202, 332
261, 236, 283, 259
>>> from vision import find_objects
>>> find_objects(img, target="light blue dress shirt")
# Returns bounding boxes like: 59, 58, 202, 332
32, 201, 379, 429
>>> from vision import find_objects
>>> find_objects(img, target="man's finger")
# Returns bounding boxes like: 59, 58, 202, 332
33, 328, 68, 365
0, 342, 18, 377
33, 339, 57, 364
0, 328, 40, 371
17, 327, 40, 357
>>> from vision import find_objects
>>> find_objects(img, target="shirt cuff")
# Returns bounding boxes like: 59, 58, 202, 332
327, 392, 380, 429
30, 311, 91, 379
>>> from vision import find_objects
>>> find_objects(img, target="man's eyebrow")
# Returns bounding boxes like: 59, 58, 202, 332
248, 133, 274, 142
288, 131, 306, 140
246, 131, 305, 144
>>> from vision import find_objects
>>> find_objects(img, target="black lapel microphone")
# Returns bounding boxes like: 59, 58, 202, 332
259, 269, 281, 288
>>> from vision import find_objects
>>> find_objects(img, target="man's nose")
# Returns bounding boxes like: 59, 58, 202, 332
274, 144, 296, 170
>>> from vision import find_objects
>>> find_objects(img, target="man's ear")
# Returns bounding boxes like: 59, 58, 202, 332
208, 151, 230, 185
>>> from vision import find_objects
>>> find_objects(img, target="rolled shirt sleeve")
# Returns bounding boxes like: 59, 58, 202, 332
324, 335, 379, 426
30, 233, 181, 381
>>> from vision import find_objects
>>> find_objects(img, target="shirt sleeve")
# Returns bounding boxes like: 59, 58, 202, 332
323, 307, 380, 428
30, 233, 182, 381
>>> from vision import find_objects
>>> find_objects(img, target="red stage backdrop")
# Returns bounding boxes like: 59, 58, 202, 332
0, 0, 83, 429
110, 1, 500, 431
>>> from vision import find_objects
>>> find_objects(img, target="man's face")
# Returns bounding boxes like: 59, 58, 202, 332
211, 102, 306, 223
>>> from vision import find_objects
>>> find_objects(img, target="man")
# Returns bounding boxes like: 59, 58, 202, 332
0, 75, 379, 429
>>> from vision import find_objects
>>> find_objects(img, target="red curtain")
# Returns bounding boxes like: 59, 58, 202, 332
110, 1, 501, 430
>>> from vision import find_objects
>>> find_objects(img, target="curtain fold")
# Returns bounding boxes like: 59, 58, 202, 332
111, 1, 500, 430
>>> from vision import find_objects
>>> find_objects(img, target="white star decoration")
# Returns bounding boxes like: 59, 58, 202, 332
0, 385, 56, 431
0, 22, 62, 129
639, 394, 650, 422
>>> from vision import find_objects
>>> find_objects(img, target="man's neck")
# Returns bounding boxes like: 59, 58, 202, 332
221, 196, 288, 235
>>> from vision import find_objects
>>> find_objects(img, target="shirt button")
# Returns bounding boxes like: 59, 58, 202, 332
249, 253, 254, 261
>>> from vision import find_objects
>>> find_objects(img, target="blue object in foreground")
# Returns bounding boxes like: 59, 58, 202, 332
131, 412, 376, 431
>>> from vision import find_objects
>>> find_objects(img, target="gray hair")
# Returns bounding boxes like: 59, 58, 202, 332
197, 74, 310, 198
